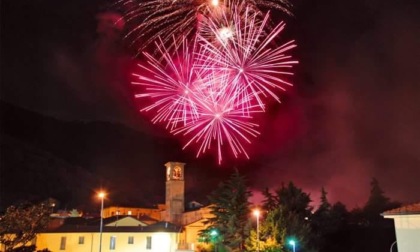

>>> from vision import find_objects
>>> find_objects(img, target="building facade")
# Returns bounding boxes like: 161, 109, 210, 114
30, 161, 212, 252
382, 202, 420, 252
36, 220, 181, 252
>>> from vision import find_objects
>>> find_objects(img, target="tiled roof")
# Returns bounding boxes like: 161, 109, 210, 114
137, 214, 159, 222
61, 215, 156, 226
382, 203, 420, 215
42, 221, 182, 233
62, 217, 94, 225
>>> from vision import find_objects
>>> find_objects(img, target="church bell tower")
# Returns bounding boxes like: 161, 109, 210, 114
165, 162, 185, 224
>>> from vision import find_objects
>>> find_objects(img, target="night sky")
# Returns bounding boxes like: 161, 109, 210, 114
1, 0, 420, 209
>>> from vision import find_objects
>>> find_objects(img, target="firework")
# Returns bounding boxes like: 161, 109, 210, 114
116, 0, 292, 52
132, 39, 264, 162
197, 7, 298, 112
133, 36, 262, 163
128, 0, 297, 163
171, 78, 262, 164
132, 36, 205, 129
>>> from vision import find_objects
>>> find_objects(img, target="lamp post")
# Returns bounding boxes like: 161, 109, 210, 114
98, 192, 106, 252
390, 241, 397, 252
210, 229, 218, 252
253, 209, 260, 252
289, 240, 296, 252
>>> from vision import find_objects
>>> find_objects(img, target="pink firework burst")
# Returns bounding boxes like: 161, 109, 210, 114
131, 5, 297, 163
197, 6, 298, 112
132, 36, 205, 129
172, 81, 262, 164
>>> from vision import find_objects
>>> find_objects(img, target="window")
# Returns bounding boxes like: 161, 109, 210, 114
128, 236, 134, 244
146, 236, 152, 250
128, 210, 132, 215
110, 236, 116, 250
78, 236, 85, 244
59, 237, 66, 250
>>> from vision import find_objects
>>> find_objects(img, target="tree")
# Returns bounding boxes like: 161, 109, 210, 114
246, 228, 282, 252
276, 182, 313, 217
311, 188, 348, 251
261, 188, 277, 211
363, 178, 400, 225
206, 170, 252, 252
0, 200, 52, 251
255, 182, 314, 251
318, 187, 331, 213
330, 201, 348, 229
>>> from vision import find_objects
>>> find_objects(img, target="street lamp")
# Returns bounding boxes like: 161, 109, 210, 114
289, 240, 296, 252
98, 192, 106, 252
390, 241, 397, 252
253, 209, 260, 252
210, 229, 218, 252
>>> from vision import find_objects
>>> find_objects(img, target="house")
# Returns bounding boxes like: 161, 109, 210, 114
382, 202, 420, 252
36, 216, 182, 252
34, 162, 213, 252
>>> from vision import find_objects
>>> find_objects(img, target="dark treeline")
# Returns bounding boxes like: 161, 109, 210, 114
204, 171, 400, 252
267, 179, 400, 252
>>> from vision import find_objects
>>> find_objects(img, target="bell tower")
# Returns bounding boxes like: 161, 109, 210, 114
164, 162, 185, 224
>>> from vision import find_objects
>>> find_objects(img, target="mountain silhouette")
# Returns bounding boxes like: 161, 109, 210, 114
0, 101, 185, 211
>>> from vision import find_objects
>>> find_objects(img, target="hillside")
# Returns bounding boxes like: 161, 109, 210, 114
0, 101, 184, 210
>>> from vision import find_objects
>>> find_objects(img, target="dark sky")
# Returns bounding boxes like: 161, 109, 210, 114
1, 0, 420, 209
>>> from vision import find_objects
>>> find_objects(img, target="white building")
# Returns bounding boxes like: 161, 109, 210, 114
36, 217, 182, 252
382, 202, 420, 252
34, 162, 213, 252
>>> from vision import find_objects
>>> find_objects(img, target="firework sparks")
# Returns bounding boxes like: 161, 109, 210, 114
133, 36, 263, 163
172, 85, 262, 164
116, 0, 293, 52
128, 0, 297, 163
132, 36, 205, 129
197, 7, 298, 112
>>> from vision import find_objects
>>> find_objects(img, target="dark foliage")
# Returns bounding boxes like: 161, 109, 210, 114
0, 201, 52, 251
206, 170, 252, 251
258, 182, 314, 251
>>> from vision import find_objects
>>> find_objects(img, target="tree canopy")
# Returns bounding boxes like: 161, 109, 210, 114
205, 170, 252, 251
0, 200, 52, 251
253, 182, 314, 251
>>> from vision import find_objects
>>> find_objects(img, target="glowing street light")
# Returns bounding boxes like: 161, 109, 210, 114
210, 229, 219, 252
289, 239, 296, 252
253, 209, 260, 252
98, 191, 106, 252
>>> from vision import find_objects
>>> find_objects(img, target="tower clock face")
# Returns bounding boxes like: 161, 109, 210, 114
173, 166, 182, 180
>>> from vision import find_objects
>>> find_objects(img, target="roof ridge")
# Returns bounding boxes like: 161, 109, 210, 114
382, 202, 420, 215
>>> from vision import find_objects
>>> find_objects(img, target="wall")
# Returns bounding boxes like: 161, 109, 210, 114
36, 232, 179, 252
103, 207, 163, 220
386, 214, 420, 252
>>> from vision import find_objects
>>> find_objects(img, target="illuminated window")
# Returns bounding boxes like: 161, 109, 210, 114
128, 210, 132, 215
128, 236, 134, 244
146, 236, 152, 250
116, 210, 120, 215
59, 237, 66, 250
78, 236, 85, 244
110, 236, 116, 250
